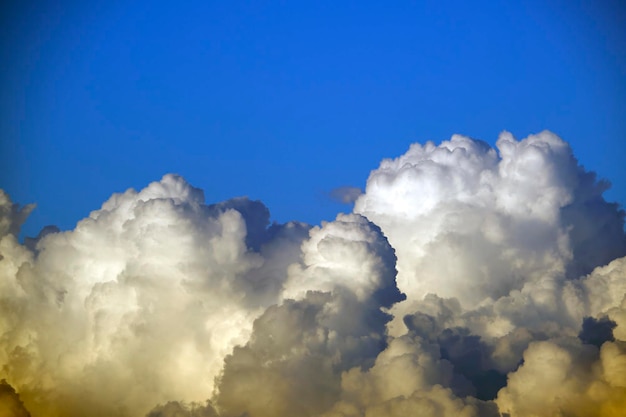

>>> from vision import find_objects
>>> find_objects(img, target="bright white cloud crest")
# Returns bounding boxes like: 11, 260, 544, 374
1, 131, 625, 416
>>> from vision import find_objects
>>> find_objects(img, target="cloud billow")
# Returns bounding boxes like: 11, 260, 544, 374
1, 131, 625, 417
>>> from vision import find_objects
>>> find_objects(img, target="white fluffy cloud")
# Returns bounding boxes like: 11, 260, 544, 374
1, 131, 625, 417
354, 131, 625, 332
0, 175, 309, 416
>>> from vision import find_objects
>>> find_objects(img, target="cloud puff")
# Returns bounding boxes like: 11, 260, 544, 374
1, 131, 625, 417
145, 401, 218, 417
283, 213, 403, 307
0, 191, 34, 239
329, 187, 363, 204
0, 379, 31, 417
496, 338, 626, 417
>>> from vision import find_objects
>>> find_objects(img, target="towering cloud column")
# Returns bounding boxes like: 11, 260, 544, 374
354, 131, 625, 333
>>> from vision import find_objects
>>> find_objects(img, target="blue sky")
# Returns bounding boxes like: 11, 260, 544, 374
1, 0, 625, 238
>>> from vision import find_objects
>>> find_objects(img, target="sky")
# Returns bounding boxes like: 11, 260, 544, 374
1, 0, 625, 238
2, 2, 626, 417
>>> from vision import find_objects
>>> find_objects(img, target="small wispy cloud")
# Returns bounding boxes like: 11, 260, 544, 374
329, 186, 363, 204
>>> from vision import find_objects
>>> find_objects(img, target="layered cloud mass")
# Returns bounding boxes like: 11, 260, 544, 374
1, 131, 625, 416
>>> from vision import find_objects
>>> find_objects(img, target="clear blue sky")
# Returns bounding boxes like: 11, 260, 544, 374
2, 0, 625, 238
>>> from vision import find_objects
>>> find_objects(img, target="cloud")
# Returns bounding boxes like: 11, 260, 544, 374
0, 175, 310, 416
0, 191, 34, 239
216, 213, 403, 417
496, 338, 626, 417
329, 187, 363, 204
1, 131, 625, 417
354, 131, 625, 332
0, 380, 31, 417
145, 401, 218, 417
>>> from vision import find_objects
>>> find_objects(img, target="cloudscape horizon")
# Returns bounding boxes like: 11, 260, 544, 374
1, 131, 625, 416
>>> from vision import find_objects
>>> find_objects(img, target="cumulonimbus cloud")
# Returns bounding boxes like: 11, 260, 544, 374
1, 131, 624, 416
